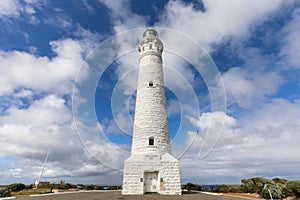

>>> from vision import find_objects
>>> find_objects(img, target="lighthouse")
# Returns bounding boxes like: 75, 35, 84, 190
122, 29, 181, 195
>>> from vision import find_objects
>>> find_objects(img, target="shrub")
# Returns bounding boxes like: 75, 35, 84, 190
216, 184, 241, 193
216, 184, 229, 193
272, 178, 288, 185
0, 188, 11, 197
241, 178, 254, 193
241, 177, 270, 194
286, 180, 300, 199
54, 184, 68, 190
182, 182, 193, 191
86, 184, 95, 190
7, 183, 25, 192
260, 182, 284, 200
228, 185, 242, 193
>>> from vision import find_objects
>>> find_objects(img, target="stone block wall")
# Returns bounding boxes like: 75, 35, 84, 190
131, 53, 171, 155
122, 153, 181, 195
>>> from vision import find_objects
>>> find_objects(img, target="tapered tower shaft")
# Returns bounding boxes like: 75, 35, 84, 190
131, 29, 171, 155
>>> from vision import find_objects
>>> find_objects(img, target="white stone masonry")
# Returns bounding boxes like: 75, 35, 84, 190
122, 29, 181, 195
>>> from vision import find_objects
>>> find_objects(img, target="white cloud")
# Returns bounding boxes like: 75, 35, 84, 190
167, 98, 181, 117
14, 89, 34, 98
0, 0, 41, 24
99, 0, 146, 32
1, 95, 71, 126
102, 113, 133, 135
280, 7, 300, 68
223, 67, 284, 108
158, 0, 289, 51
0, 0, 20, 17
0, 23, 110, 183
0, 95, 72, 155
179, 98, 300, 183
0, 39, 84, 96
43, 14, 72, 30
0, 93, 128, 184
184, 112, 237, 157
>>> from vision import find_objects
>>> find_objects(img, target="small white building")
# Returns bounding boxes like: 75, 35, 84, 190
122, 29, 181, 195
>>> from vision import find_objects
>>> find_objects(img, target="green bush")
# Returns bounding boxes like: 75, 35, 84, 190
286, 180, 300, 199
216, 184, 229, 193
228, 185, 242, 193
182, 182, 202, 191
241, 178, 255, 193
86, 184, 95, 190
216, 184, 241, 193
7, 183, 25, 192
272, 178, 288, 185
0, 188, 11, 197
260, 182, 284, 200
54, 184, 68, 190
241, 177, 269, 193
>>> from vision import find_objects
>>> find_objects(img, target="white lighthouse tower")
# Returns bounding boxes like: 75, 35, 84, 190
122, 29, 181, 195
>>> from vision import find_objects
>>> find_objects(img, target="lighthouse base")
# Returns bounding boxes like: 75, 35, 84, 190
122, 153, 181, 195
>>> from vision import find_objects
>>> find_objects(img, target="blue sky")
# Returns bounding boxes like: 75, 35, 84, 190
0, 0, 300, 185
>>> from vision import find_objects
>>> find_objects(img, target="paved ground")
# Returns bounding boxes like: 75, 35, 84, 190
13, 191, 257, 200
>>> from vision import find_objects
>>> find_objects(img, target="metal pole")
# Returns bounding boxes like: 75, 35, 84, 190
263, 184, 273, 200
268, 189, 273, 200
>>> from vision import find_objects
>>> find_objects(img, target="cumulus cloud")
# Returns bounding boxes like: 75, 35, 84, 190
0, 93, 128, 183
99, 0, 146, 32
179, 98, 300, 183
223, 67, 284, 108
0, 39, 85, 96
98, 0, 291, 125
280, 7, 300, 68
0, 22, 111, 183
0, 0, 41, 24
0, 0, 20, 17
158, 0, 289, 51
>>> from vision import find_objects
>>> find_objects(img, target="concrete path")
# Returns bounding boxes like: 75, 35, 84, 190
13, 191, 257, 200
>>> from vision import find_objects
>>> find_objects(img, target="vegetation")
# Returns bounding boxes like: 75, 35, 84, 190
2, 177, 300, 199
216, 184, 241, 193
286, 180, 300, 199
0, 182, 122, 197
213, 177, 300, 200
0, 188, 11, 197
7, 183, 25, 192
181, 182, 202, 191
260, 181, 284, 199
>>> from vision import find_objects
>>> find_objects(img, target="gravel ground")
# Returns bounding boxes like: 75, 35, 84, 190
13, 191, 258, 200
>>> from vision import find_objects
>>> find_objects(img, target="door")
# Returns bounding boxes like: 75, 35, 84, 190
144, 171, 158, 193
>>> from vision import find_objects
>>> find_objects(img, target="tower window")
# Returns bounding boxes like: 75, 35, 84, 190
160, 178, 163, 182
148, 81, 153, 87
150, 44, 152, 49
149, 137, 154, 146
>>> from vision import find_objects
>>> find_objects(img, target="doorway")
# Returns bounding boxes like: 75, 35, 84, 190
144, 171, 159, 193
